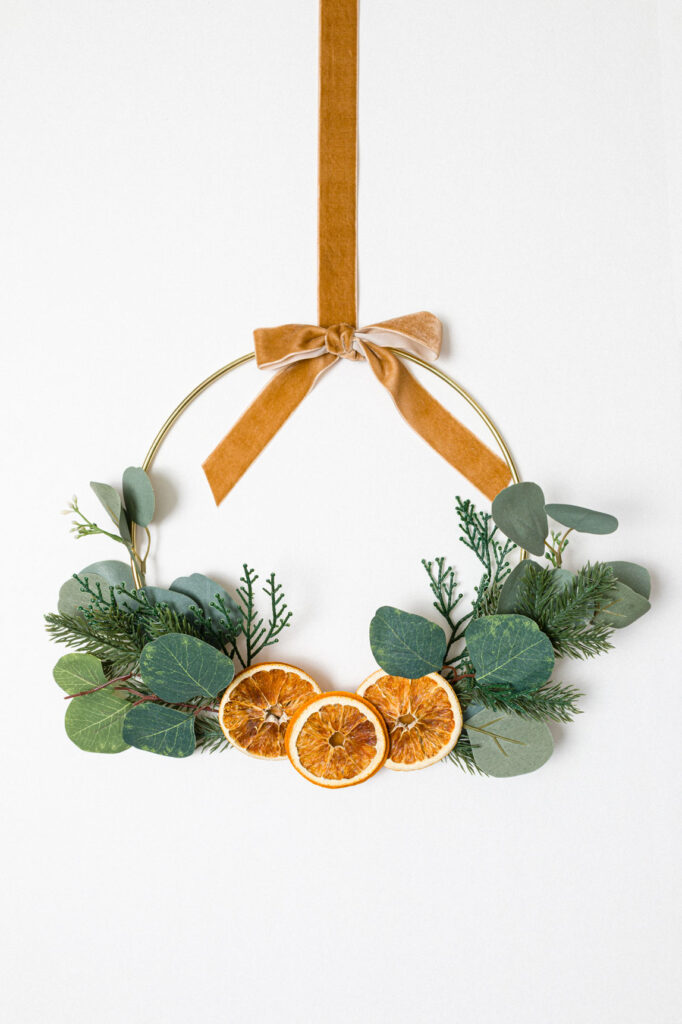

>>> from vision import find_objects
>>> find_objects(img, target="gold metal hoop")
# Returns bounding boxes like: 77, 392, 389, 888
131, 349, 520, 586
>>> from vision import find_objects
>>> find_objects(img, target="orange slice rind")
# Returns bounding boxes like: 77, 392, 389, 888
285, 691, 389, 788
219, 662, 321, 759
357, 670, 462, 771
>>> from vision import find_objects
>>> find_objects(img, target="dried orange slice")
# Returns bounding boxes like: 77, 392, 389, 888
218, 662, 321, 759
357, 670, 462, 770
285, 691, 388, 788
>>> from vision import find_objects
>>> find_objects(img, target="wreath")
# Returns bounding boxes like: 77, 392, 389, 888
46, 470, 651, 786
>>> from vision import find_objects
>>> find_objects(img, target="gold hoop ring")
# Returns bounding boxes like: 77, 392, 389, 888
131, 349, 520, 586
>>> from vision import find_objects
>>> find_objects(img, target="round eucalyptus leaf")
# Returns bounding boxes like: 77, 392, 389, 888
369, 606, 447, 679
141, 586, 197, 618
122, 704, 196, 758
65, 689, 130, 753
465, 614, 555, 691
593, 580, 650, 629
80, 560, 136, 590
604, 561, 651, 600
122, 466, 155, 527
54, 652, 107, 695
89, 481, 122, 526
545, 503, 618, 535
139, 634, 235, 702
492, 482, 548, 556
497, 559, 535, 614
58, 572, 108, 617
170, 573, 242, 633
466, 709, 553, 777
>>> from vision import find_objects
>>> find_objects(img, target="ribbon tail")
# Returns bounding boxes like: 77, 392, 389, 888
203, 353, 337, 504
361, 343, 512, 501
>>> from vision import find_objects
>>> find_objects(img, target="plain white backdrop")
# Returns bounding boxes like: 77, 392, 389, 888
2, 2, 681, 1022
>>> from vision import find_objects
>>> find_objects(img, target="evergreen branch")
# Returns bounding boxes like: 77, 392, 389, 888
517, 561, 616, 659
456, 677, 583, 724
446, 733, 488, 775
422, 557, 465, 662
44, 612, 142, 677
194, 715, 231, 753
251, 573, 292, 657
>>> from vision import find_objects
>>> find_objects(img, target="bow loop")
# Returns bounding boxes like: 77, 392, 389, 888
203, 311, 512, 505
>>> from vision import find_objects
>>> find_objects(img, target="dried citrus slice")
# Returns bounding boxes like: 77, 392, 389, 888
218, 662, 321, 759
285, 691, 388, 788
357, 670, 462, 770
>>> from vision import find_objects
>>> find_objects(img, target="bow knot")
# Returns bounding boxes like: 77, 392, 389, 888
203, 311, 511, 505
324, 323, 362, 360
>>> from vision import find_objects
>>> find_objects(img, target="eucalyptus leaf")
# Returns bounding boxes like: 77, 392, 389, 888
465, 614, 555, 691
497, 559, 535, 614
54, 652, 107, 695
118, 508, 132, 546
79, 560, 138, 611
58, 572, 108, 617
122, 704, 196, 757
80, 560, 135, 590
64, 689, 130, 753
141, 586, 197, 618
593, 580, 650, 629
545, 503, 618, 535
89, 481, 122, 526
466, 709, 553, 777
139, 634, 235, 702
604, 561, 651, 600
369, 606, 447, 678
170, 573, 242, 633
122, 466, 155, 528
492, 482, 548, 556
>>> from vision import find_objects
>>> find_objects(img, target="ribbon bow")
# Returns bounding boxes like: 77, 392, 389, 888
202, 312, 511, 504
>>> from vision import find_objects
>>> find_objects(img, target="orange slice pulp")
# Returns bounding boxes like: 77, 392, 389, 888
285, 691, 389, 788
357, 670, 462, 770
218, 662, 321, 759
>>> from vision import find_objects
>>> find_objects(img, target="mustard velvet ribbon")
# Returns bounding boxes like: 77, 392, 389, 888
202, 313, 511, 504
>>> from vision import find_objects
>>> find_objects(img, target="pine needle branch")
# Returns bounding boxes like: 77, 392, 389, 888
446, 733, 488, 775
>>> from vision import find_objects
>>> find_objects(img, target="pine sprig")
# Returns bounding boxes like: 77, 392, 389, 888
517, 561, 616, 659
446, 733, 488, 775
194, 715, 231, 753
455, 675, 583, 724
44, 611, 142, 677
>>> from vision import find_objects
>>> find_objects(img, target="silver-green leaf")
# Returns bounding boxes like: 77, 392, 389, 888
122, 704, 195, 757
139, 634, 235, 702
593, 580, 650, 628
545, 503, 618, 535
492, 482, 548, 556
89, 481, 122, 526
369, 606, 447, 679
122, 466, 155, 527
604, 561, 651, 600
58, 572, 108, 617
466, 710, 553, 777
465, 614, 555, 691
170, 573, 242, 633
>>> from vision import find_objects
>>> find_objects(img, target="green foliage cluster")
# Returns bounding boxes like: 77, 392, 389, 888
370, 483, 651, 778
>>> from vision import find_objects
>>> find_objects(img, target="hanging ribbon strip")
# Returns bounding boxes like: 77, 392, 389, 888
202, 0, 511, 506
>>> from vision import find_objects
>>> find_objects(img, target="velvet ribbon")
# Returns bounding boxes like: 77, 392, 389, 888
202, 313, 511, 504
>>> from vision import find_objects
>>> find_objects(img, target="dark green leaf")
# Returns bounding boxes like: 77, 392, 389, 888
58, 572, 108, 617
593, 580, 650, 628
465, 614, 555, 691
492, 482, 548, 556
54, 652, 108, 695
369, 606, 447, 678
122, 704, 195, 757
89, 481, 121, 526
497, 559, 535, 613
545, 503, 618, 535
64, 689, 130, 753
466, 709, 553, 777
170, 573, 242, 633
139, 634, 235, 702
122, 466, 155, 527
604, 561, 651, 600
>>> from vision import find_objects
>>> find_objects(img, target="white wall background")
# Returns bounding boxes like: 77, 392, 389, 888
2, 2, 680, 1021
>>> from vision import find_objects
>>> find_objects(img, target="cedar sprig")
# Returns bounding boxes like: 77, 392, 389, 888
516, 561, 616, 659
235, 565, 292, 665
